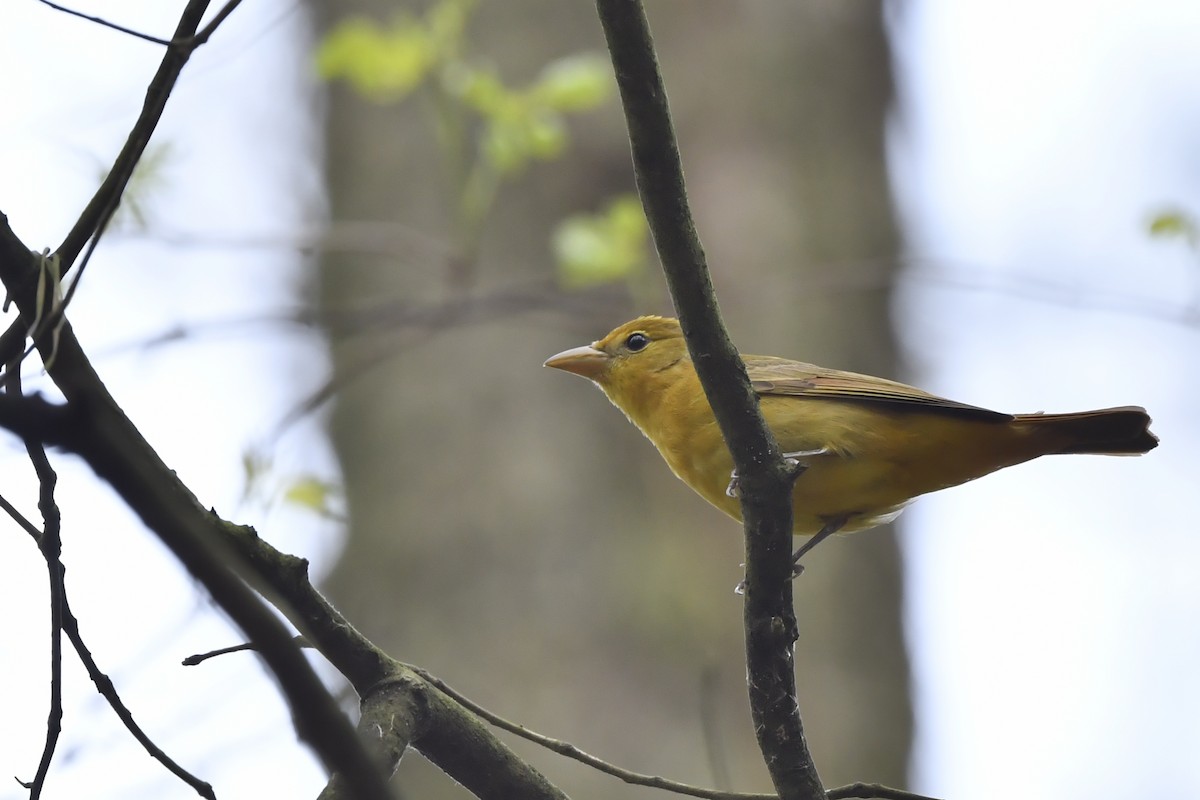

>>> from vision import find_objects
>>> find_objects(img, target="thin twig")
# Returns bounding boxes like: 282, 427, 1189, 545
826, 784, 942, 800
416, 670, 941, 800
0, 217, 399, 799
0, 490, 42, 540
35, 0, 173, 45
8, 364, 65, 800
183, 635, 309, 666
0, 0, 229, 381
414, 667, 776, 800
55, 0, 214, 267
19, 192, 118, 371
0, 492, 215, 797
61, 594, 216, 798
185, 0, 244, 48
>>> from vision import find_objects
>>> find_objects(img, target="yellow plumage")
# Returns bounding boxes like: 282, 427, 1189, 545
546, 316, 1157, 551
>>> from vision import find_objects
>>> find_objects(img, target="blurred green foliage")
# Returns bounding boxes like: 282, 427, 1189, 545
1148, 209, 1199, 250
318, 2, 610, 177
241, 449, 345, 522
553, 194, 648, 289
316, 0, 647, 287
105, 143, 173, 231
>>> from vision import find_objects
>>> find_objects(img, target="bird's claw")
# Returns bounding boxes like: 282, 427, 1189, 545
727, 448, 828, 498
781, 447, 829, 481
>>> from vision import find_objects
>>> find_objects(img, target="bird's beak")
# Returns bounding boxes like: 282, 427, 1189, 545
544, 345, 610, 380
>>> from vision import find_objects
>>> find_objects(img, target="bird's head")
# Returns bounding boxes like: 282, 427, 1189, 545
544, 316, 689, 397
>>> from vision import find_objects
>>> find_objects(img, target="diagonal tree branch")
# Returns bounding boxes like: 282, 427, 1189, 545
593, 2, 822, 798
0, 0, 243, 377
0, 213, 396, 800
60, 586, 216, 798
55, 0, 214, 268
3, 214, 571, 799
1, 483, 215, 799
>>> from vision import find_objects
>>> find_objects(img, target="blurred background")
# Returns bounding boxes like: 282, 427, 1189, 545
0, 1, 1196, 799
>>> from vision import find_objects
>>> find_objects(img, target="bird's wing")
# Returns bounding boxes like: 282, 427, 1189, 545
743, 356, 1012, 422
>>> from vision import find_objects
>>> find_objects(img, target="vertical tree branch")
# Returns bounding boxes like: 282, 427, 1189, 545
5, 359, 64, 799
592, 2, 824, 798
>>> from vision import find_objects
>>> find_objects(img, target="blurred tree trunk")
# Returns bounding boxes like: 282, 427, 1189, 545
311, 1, 909, 795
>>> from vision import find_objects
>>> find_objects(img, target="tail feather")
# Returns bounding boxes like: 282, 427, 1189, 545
1014, 405, 1158, 456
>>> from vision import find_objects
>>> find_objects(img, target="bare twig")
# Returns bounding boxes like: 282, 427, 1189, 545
0, 0, 240, 379
183, 635, 309, 666
0, 491, 42, 541
185, 0, 244, 49
25, 449, 62, 800
5, 362, 64, 800
416, 668, 772, 800
35, 0, 173, 45
826, 784, 941, 800
60, 586, 216, 798
0, 481, 216, 798
56, 0, 214, 267
592, 2, 818, 799
0, 210, 398, 799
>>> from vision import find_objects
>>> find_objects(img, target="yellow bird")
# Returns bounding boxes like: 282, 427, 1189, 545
545, 316, 1158, 568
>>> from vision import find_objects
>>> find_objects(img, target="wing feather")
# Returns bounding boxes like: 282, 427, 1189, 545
744, 355, 1011, 422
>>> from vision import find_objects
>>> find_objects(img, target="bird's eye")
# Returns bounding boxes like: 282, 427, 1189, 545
625, 332, 650, 352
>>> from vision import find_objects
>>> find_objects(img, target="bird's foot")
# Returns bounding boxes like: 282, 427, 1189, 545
788, 514, 850, 578
781, 447, 830, 479
726, 447, 829, 499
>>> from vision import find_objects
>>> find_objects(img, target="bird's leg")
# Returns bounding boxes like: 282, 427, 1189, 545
725, 447, 830, 498
790, 514, 849, 578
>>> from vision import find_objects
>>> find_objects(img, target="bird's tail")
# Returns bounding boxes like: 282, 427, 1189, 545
1013, 406, 1158, 456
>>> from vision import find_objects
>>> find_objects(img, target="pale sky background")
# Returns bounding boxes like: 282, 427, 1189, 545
1, 1, 1198, 799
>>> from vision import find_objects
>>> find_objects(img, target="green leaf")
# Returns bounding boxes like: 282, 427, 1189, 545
553, 195, 649, 288
283, 476, 338, 515
316, 16, 436, 102
531, 54, 612, 112
239, 449, 270, 505
1148, 210, 1198, 242
426, 0, 474, 52
525, 112, 567, 159
456, 66, 509, 115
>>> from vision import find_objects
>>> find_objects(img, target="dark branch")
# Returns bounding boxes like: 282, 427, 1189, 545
35, 0, 173, 45
0, 0, 241, 377
186, 0, 244, 48
55, 0, 219, 267
2, 214, 576, 797
188, 533, 571, 799
5, 362, 64, 800
60, 584, 216, 797
593, 2, 820, 799
0, 215, 396, 800
826, 784, 943, 800
317, 677, 420, 800
417, 668, 778, 800
183, 636, 307, 667
381, 674, 569, 800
